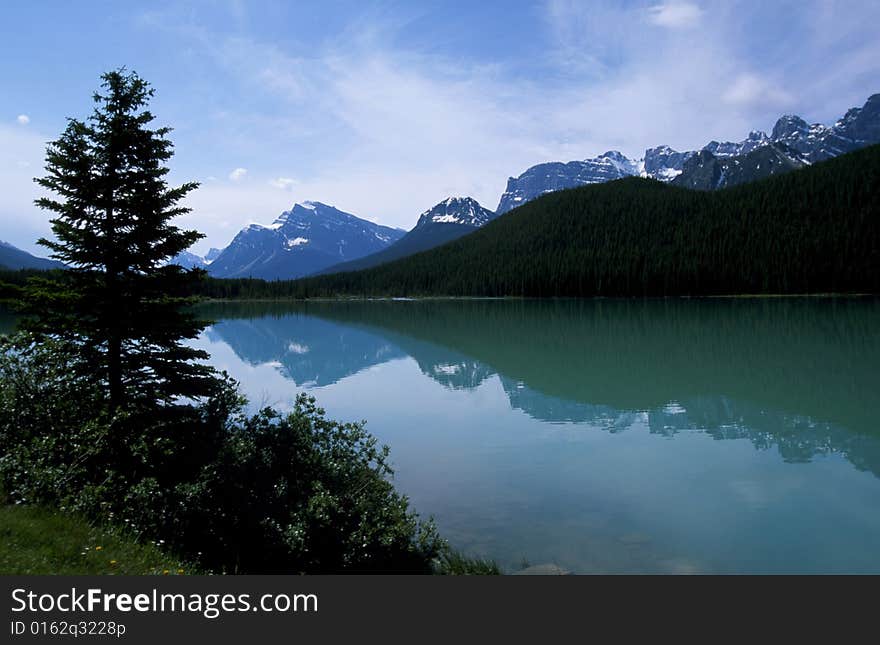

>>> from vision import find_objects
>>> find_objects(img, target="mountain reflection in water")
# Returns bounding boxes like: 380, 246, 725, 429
194, 298, 880, 573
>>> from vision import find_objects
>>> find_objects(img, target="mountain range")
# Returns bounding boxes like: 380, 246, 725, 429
314, 197, 497, 275
671, 143, 809, 191
291, 143, 880, 298
206, 201, 405, 280
171, 250, 205, 269
4, 95, 878, 282
173, 92, 879, 280
498, 93, 880, 210
5, 94, 876, 286
170, 247, 223, 269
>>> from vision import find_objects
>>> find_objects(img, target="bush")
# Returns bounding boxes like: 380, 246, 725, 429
0, 334, 109, 507
151, 395, 444, 573
0, 333, 444, 573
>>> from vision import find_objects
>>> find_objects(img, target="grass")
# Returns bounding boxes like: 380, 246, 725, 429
434, 549, 502, 575
0, 502, 197, 575
0, 500, 501, 575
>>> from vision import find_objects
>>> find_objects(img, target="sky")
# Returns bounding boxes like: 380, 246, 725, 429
2, 0, 879, 256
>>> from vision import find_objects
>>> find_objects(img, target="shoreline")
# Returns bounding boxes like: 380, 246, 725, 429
194, 292, 877, 304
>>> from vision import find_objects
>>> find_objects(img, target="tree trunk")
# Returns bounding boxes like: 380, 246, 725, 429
105, 186, 121, 412
108, 332, 122, 413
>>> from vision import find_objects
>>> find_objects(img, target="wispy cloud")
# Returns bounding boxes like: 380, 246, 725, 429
173, 1, 880, 250
647, 2, 703, 29
6, 1, 879, 255
16, 114, 30, 125
722, 73, 794, 110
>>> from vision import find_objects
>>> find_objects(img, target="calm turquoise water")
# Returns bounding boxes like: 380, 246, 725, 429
5, 296, 876, 572
190, 298, 880, 574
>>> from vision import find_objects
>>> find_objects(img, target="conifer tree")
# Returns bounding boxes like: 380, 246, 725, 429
23, 69, 214, 411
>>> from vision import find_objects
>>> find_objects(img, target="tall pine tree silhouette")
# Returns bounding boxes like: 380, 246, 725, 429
24, 69, 214, 411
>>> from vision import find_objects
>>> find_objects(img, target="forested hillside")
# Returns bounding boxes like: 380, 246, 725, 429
286, 145, 880, 297
315, 221, 478, 275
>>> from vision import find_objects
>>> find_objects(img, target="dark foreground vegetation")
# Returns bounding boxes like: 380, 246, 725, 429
1, 69, 495, 575
0, 268, 53, 301
239, 144, 878, 298
0, 335, 496, 573
0, 339, 446, 573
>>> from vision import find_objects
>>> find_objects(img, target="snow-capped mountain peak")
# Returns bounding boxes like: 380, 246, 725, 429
313, 196, 497, 276
771, 114, 810, 140
496, 92, 880, 211
702, 130, 769, 158
208, 202, 405, 280
497, 148, 687, 213
416, 197, 495, 228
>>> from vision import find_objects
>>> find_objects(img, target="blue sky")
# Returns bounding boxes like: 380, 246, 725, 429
2, 0, 879, 255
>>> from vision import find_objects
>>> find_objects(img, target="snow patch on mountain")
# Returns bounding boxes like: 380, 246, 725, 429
497, 150, 652, 214
416, 197, 495, 228
208, 201, 405, 280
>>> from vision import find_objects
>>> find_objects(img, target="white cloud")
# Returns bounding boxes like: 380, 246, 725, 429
16, 114, 30, 125
171, 29, 781, 243
647, 2, 703, 29
543, 0, 645, 75
722, 73, 794, 110
269, 176, 297, 190
228, 167, 248, 181
92, 1, 880, 256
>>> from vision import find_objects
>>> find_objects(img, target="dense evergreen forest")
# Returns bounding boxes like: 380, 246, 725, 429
193, 144, 879, 298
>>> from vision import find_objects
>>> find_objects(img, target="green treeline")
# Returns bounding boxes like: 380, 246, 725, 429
0, 269, 60, 301
199, 144, 879, 298
195, 275, 307, 299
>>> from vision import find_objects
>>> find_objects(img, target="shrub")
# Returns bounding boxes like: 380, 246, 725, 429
0, 334, 443, 573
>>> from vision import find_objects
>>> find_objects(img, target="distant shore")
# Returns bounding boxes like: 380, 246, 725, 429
194, 292, 877, 304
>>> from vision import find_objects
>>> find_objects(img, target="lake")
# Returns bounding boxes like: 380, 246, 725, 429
190, 298, 880, 574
